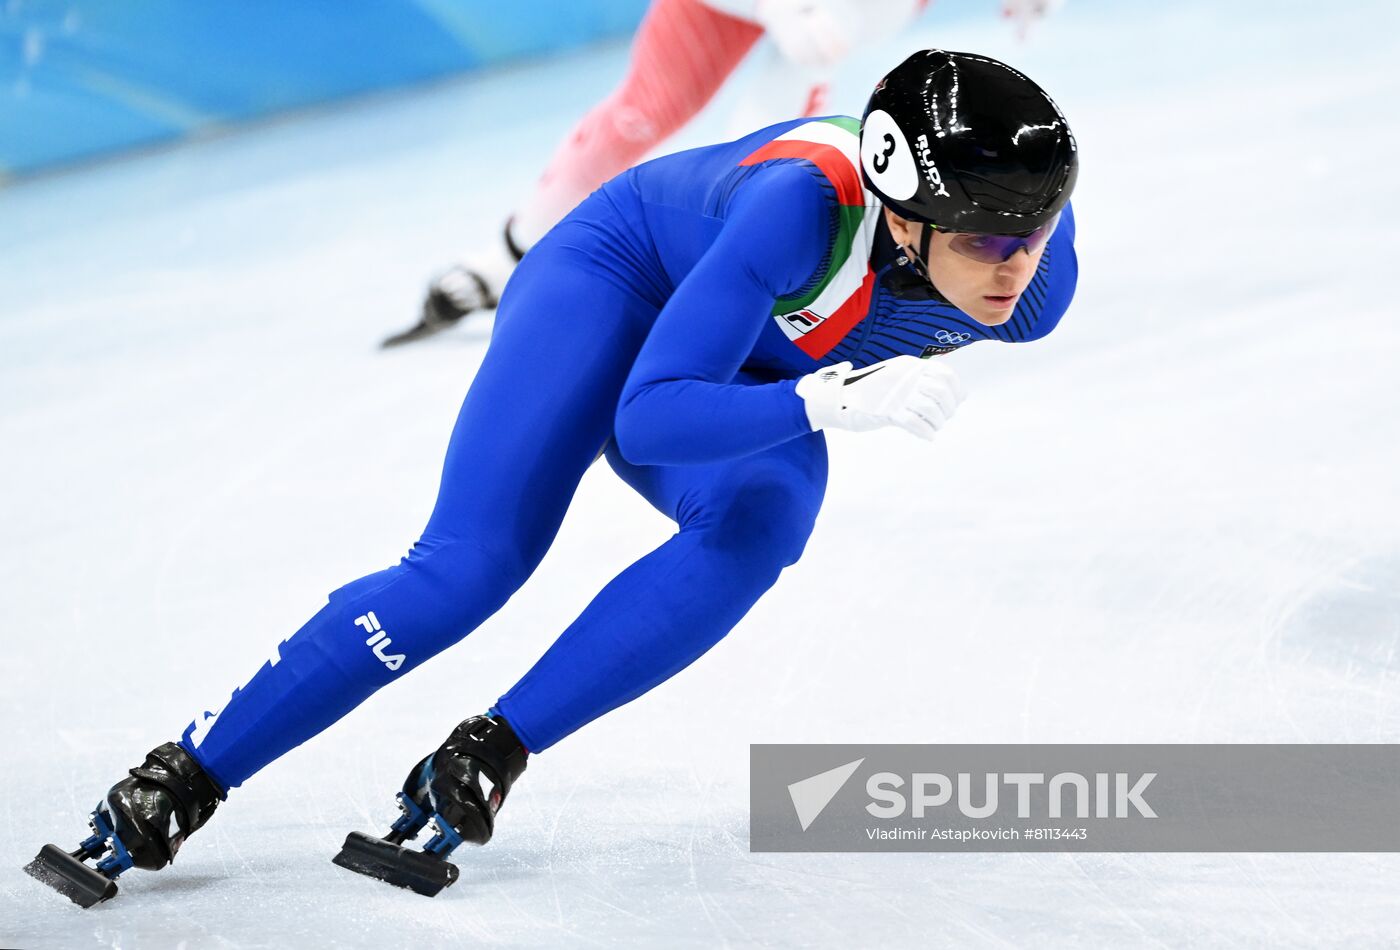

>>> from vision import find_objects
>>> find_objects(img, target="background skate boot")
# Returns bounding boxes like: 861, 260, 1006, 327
333, 715, 528, 896
382, 220, 526, 347
24, 742, 223, 907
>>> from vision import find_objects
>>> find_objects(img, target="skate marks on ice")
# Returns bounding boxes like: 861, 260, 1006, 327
1273, 553, 1400, 679
8, 747, 1400, 947
1265, 552, 1400, 740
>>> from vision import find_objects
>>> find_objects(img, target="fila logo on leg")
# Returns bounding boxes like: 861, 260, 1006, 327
355, 611, 406, 672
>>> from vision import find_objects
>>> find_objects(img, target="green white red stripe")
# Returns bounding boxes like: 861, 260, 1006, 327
740, 116, 881, 360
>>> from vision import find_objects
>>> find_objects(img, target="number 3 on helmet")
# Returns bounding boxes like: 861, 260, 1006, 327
859, 49, 1079, 239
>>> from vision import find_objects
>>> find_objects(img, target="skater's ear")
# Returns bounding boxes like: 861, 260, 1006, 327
883, 205, 919, 247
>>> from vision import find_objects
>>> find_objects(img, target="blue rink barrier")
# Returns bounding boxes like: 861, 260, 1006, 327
0, 0, 651, 178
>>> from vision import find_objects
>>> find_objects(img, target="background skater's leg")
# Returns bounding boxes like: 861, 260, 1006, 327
512, 0, 763, 244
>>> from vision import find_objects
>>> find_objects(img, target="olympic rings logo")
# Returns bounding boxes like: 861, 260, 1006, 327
934, 330, 971, 346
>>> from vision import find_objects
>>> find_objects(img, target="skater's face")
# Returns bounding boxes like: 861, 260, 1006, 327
883, 207, 1045, 327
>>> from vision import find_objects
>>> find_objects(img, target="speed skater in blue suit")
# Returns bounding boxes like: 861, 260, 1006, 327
25, 50, 1081, 905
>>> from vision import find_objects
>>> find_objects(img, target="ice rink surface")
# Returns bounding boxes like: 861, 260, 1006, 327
3, 1, 1400, 946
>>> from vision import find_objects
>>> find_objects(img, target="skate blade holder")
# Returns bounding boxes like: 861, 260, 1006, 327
24, 807, 132, 908
333, 831, 461, 897
333, 792, 465, 897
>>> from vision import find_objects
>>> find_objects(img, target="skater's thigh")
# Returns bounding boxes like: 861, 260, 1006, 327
425, 237, 657, 551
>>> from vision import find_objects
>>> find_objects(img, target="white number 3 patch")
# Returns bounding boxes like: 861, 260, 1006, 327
861, 109, 919, 201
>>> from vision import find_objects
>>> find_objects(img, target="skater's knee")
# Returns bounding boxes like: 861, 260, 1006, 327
409, 533, 534, 602
691, 470, 820, 575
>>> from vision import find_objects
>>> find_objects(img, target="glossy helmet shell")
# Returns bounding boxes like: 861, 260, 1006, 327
860, 50, 1078, 235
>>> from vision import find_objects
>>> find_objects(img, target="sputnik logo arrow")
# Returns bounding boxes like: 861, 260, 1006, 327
787, 758, 865, 831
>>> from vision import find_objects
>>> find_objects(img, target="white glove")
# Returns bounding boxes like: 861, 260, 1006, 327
795, 354, 966, 440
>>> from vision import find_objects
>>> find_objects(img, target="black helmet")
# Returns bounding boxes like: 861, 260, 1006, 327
860, 50, 1078, 236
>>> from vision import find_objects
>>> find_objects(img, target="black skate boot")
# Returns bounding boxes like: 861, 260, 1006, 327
333, 715, 527, 896
24, 742, 222, 907
381, 220, 527, 348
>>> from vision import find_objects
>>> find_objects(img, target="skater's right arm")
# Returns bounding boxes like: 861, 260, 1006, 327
613, 162, 833, 466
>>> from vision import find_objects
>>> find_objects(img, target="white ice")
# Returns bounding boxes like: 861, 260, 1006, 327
3, 1, 1400, 946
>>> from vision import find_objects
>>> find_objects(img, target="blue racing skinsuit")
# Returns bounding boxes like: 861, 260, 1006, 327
182, 117, 1078, 790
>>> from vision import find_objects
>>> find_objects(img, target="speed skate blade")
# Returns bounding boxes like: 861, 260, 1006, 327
381, 318, 454, 348
24, 844, 119, 908
332, 832, 459, 897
